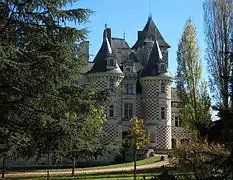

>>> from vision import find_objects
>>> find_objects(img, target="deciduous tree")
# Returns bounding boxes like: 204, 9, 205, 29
203, 0, 233, 108
176, 18, 211, 138
125, 117, 150, 180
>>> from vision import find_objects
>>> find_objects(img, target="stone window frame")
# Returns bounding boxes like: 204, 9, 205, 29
161, 82, 165, 93
109, 58, 114, 66
124, 84, 133, 94
124, 102, 133, 119
109, 105, 114, 117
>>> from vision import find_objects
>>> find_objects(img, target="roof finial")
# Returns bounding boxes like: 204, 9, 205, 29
123, 31, 126, 40
105, 23, 108, 29
149, 0, 152, 18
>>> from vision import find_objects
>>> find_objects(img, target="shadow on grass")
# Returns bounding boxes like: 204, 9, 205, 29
5, 167, 180, 180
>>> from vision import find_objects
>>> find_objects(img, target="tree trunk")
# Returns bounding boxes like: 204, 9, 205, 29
71, 157, 75, 177
1, 157, 5, 179
24, 158, 28, 172
133, 148, 137, 180
47, 152, 50, 180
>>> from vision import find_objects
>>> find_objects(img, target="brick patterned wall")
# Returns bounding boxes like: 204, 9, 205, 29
102, 124, 121, 143
140, 76, 173, 150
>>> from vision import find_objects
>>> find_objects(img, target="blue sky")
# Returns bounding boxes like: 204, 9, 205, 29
72, 0, 207, 81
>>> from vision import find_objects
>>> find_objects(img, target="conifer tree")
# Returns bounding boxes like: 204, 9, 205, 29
0, 1, 107, 177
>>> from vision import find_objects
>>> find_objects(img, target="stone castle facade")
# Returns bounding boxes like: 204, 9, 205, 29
79, 17, 187, 150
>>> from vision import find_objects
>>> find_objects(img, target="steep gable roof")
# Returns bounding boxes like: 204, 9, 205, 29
132, 16, 170, 49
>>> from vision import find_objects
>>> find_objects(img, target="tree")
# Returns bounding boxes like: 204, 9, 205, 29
125, 117, 150, 180
176, 18, 211, 138
0, 1, 107, 178
171, 139, 229, 180
203, 0, 233, 109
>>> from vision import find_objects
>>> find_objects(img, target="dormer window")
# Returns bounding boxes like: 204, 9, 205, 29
109, 58, 114, 66
161, 63, 165, 72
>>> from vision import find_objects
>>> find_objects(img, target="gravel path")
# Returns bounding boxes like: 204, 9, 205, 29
5, 160, 169, 178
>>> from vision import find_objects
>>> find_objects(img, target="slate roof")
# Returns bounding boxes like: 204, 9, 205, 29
132, 16, 170, 49
87, 35, 110, 73
88, 31, 123, 75
111, 38, 133, 65
141, 41, 162, 77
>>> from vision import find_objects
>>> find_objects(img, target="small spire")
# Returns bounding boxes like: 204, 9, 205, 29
105, 23, 108, 29
149, 0, 152, 19
123, 31, 126, 40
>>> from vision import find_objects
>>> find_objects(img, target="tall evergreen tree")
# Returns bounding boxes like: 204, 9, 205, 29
0, 1, 107, 176
176, 18, 211, 138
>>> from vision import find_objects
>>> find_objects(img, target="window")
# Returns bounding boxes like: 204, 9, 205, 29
109, 79, 114, 88
109, 105, 114, 117
161, 64, 165, 72
124, 103, 133, 119
109, 59, 114, 66
126, 68, 130, 72
125, 84, 133, 94
175, 116, 180, 127
161, 82, 165, 93
161, 107, 165, 119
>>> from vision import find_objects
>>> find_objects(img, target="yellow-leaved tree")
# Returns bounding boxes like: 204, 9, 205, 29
125, 117, 150, 180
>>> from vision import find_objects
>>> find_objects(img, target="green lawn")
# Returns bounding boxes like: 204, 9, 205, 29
5, 172, 172, 180
31, 156, 160, 172
79, 156, 160, 170
5, 156, 164, 179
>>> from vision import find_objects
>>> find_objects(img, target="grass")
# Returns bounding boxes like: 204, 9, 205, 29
4, 156, 163, 179
79, 156, 160, 170
5, 173, 157, 180
28, 156, 160, 172
5, 170, 179, 180
5, 167, 190, 180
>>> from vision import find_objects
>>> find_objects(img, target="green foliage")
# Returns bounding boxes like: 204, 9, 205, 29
203, 0, 233, 108
171, 139, 230, 180
125, 117, 150, 150
0, 0, 108, 165
176, 18, 211, 138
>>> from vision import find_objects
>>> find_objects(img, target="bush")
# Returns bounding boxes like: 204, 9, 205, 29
171, 139, 230, 179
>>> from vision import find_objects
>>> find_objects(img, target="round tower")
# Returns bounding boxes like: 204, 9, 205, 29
140, 41, 173, 150
87, 27, 124, 143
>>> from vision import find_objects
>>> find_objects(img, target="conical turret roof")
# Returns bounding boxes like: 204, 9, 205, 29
88, 29, 123, 75
141, 41, 163, 77
132, 16, 170, 49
